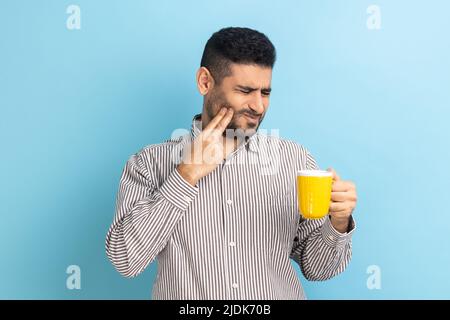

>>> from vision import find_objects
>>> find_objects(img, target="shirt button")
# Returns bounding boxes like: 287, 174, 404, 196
232, 283, 238, 289
184, 196, 191, 202
328, 235, 335, 241
229, 241, 236, 247
226, 199, 233, 205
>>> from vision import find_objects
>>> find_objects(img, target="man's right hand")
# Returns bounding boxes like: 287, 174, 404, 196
177, 107, 234, 186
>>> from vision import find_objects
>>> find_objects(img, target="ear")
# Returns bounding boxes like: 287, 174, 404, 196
196, 67, 215, 96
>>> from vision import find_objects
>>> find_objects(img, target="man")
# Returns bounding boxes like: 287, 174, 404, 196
105, 27, 358, 299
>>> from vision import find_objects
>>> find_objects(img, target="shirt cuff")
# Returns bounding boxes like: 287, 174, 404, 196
159, 168, 199, 211
321, 215, 356, 248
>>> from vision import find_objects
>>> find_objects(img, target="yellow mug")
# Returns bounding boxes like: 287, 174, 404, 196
297, 170, 333, 219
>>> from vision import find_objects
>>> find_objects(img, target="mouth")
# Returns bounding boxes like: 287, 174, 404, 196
243, 113, 260, 123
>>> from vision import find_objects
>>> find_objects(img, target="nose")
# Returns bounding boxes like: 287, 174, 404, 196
248, 92, 265, 115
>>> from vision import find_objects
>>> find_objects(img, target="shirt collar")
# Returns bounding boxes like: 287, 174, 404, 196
190, 114, 260, 153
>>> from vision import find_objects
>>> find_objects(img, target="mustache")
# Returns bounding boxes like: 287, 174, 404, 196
235, 110, 263, 117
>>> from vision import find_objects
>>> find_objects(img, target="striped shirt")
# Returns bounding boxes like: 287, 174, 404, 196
105, 114, 355, 300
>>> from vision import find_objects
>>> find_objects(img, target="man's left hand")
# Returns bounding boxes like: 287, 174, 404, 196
327, 168, 358, 233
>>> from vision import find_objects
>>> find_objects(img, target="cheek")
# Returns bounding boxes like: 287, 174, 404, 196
227, 93, 270, 115
223, 94, 246, 113
229, 93, 246, 107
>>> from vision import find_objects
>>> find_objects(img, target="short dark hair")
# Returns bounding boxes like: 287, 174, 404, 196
200, 27, 276, 84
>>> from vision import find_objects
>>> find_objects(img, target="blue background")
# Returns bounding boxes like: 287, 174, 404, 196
1, 0, 449, 299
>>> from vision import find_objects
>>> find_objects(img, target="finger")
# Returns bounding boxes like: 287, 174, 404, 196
331, 190, 357, 202
329, 209, 353, 218
213, 108, 234, 134
326, 167, 341, 181
331, 180, 353, 192
203, 107, 227, 132
331, 191, 348, 202
329, 201, 348, 212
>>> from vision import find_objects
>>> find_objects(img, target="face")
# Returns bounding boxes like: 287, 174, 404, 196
202, 63, 272, 137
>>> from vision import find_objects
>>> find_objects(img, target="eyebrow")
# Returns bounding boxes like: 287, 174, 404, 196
236, 85, 272, 93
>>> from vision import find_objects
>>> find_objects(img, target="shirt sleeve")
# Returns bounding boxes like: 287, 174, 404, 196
289, 147, 356, 281
105, 150, 199, 278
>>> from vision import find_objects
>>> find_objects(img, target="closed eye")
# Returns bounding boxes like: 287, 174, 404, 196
235, 86, 271, 96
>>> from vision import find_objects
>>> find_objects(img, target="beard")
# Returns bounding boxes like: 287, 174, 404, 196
204, 88, 265, 139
